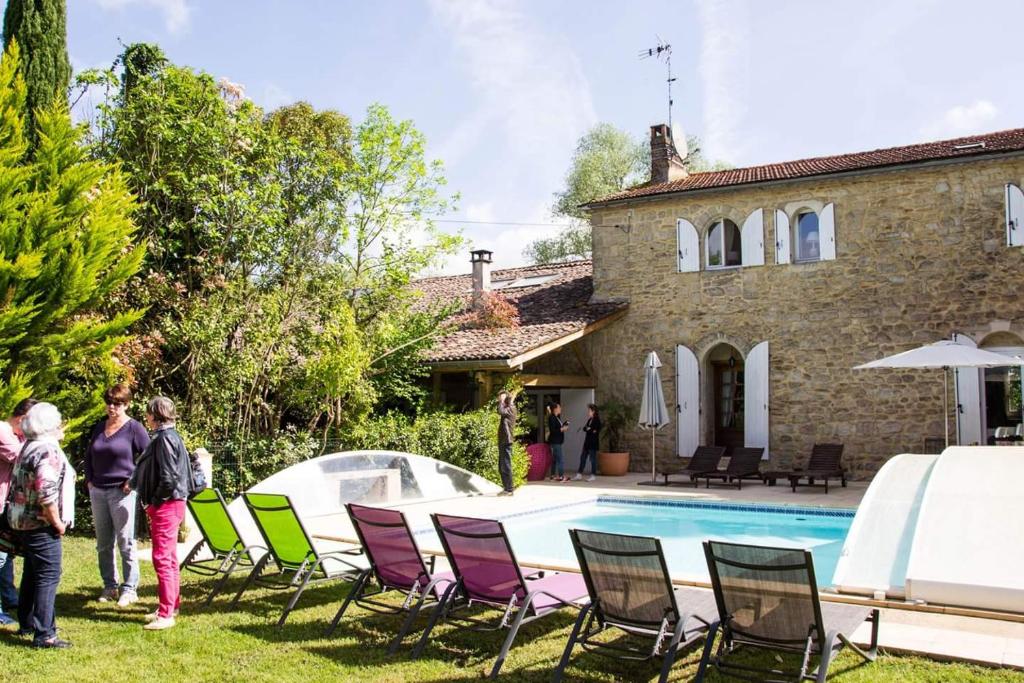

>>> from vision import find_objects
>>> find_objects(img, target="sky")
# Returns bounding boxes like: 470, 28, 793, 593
63, 0, 1024, 274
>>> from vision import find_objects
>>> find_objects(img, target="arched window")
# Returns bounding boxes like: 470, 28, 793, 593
706, 219, 742, 268
795, 210, 821, 262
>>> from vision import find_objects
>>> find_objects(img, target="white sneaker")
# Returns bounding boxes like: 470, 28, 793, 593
117, 592, 138, 608
143, 616, 175, 631
586, 475, 596, 482
572, 473, 582, 481
98, 588, 118, 603
145, 610, 178, 622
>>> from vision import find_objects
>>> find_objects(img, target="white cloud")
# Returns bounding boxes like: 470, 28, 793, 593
696, 0, 751, 164
920, 100, 1000, 140
256, 82, 294, 111
92, 0, 191, 34
428, 0, 597, 186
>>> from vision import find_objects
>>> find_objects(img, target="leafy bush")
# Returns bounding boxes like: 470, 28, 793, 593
208, 428, 320, 496
345, 409, 529, 488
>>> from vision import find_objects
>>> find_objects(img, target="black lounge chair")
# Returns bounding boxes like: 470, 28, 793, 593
697, 540, 879, 683
786, 444, 847, 493
656, 446, 726, 486
552, 529, 718, 683
695, 447, 765, 490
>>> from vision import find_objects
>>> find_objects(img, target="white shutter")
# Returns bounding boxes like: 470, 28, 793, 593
953, 333, 983, 447
740, 208, 765, 266
1006, 183, 1024, 247
744, 341, 769, 458
819, 203, 837, 261
677, 219, 699, 272
676, 344, 699, 458
775, 209, 791, 264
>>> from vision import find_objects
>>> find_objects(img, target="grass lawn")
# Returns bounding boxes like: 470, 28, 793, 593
0, 536, 1021, 682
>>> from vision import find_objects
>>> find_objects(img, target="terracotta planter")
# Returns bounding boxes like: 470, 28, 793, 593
598, 451, 630, 476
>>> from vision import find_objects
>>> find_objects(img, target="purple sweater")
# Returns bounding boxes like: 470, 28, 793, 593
84, 419, 150, 489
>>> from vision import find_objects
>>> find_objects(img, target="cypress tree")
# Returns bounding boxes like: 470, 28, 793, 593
2, 0, 71, 144
0, 42, 144, 434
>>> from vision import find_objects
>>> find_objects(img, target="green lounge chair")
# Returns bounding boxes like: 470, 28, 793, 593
180, 488, 267, 606
231, 492, 364, 627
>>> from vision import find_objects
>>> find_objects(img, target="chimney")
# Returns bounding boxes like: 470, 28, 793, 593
649, 123, 688, 184
470, 249, 492, 309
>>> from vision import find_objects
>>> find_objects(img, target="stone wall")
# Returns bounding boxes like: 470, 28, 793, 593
587, 155, 1024, 477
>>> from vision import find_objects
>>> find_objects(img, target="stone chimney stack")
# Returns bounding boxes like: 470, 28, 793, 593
470, 249, 493, 309
649, 123, 688, 184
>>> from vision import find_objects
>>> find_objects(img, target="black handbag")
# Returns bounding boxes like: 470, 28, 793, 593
0, 507, 20, 557
187, 452, 207, 499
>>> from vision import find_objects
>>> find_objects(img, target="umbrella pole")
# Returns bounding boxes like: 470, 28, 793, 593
651, 428, 656, 483
944, 368, 950, 449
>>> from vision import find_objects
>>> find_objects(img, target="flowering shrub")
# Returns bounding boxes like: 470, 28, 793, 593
469, 291, 520, 329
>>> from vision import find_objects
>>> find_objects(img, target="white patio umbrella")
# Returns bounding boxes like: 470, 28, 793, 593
854, 339, 1024, 447
638, 351, 671, 483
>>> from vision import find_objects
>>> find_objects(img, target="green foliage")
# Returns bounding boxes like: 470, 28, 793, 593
525, 124, 731, 265
81, 45, 460, 445
212, 428, 320, 496
599, 398, 638, 452
345, 409, 529, 488
0, 43, 143, 436
2, 1, 71, 147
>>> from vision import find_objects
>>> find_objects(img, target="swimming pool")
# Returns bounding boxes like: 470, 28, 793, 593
497, 496, 854, 587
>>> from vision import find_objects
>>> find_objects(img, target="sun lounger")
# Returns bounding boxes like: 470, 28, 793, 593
784, 443, 847, 493
410, 513, 589, 679
697, 540, 878, 682
656, 446, 726, 487
324, 503, 455, 654
180, 488, 267, 605
695, 447, 765, 490
552, 529, 718, 683
231, 492, 364, 627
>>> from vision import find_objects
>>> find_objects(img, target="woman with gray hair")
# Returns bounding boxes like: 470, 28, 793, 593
6, 402, 75, 648
129, 396, 190, 631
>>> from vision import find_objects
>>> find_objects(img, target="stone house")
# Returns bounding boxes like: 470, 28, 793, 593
413, 254, 626, 468
582, 124, 1024, 477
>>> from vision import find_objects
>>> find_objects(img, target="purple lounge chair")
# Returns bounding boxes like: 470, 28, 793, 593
324, 503, 455, 654
410, 513, 589, 679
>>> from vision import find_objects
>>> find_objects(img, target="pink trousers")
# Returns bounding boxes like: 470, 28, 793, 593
147, 499, 186, 618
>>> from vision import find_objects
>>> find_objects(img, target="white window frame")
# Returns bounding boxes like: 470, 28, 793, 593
705, 218, 742, 270
793, 209, 822, 263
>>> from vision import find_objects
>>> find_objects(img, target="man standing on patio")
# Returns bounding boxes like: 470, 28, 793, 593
496, 390, 516, 495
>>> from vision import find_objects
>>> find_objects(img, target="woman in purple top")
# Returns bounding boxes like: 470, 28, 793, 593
84, 384, 149, 607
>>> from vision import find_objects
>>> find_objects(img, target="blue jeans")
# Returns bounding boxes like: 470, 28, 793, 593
18, 526, 62, 644
577, 448, 598, 475
90, 486, 139, 594
549, 443, 564, 477
0, 550, 17, 610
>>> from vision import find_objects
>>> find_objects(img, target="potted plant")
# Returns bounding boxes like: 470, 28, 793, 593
598, 399, 636, 476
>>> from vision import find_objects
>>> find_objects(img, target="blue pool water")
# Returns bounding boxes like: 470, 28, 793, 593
498, 497, 854, 587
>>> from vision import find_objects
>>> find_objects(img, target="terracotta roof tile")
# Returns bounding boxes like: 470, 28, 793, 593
413, 260, 626, 363
589, 127, 1024, 205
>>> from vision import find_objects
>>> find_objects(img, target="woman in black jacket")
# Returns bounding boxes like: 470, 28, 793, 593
574, 404, 601, 481
129, 396, 190, 631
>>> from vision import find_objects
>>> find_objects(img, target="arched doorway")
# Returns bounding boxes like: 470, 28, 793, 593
980, 332, 1024, 443
705, 343, 745, 451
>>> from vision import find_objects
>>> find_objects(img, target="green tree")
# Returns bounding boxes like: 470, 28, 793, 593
0, 42, 144, 434
2, 0, 71, 146
525, 124, 730, 264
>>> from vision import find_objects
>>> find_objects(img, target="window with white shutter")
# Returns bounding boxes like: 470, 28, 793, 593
775, 210, 791, 264
740, 208, 765, 266
1006, 183, 1024, 247
818, 203, 837, 261
677, 219, 699, 272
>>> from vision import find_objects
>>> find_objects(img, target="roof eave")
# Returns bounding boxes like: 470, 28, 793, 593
584, 148, 1024, 210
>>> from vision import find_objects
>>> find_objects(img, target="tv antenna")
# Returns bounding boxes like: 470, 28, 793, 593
638, 38, 675, 130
